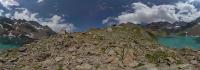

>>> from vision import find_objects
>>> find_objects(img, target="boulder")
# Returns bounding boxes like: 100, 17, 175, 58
106, 28, 113, 32
18, 47, 27, 52
75, 63, 92, 70
55, 57, 64, 62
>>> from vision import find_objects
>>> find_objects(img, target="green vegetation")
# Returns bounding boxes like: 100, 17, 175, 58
145, 51, 173, 63
176, 60, 183, 64
57, 64, 64, 70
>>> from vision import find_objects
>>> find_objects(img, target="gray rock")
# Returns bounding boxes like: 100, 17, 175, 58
190, 60, 198, 65
135, 64, 158, 70
107, 49, 115, 55
34, 53, 51, 62
123, 53, 139, 67
9, 58, 18, 62
88, 32, 92, 35
0, 57, 5, 63
177, 64, 193, 70
107, 28, 113, 32
75, 63, 92, 70
55, 57, 64, 62
76, 59, 83, 63
68, 47, 77, 52
166, 57, 175, 63
18, 47, 27, 52
103, 56, 118, 64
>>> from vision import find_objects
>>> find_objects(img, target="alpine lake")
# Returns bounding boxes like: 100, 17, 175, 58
158, 36, 200, 50
0, 35, 199, 50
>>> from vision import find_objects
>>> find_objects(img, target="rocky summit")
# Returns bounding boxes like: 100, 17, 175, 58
0, 23, 199, 70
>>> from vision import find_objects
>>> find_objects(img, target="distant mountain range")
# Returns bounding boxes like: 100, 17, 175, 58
0, 17, 56, 44
0, 16, 200, 45
144, 17, 200, 36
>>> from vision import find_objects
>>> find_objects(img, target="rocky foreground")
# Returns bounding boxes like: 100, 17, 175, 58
0, 24, 199, 70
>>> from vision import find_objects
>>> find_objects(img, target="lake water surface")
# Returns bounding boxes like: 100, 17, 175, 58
0, 36, 24, 49
0, 36, 199, 50
159, 36, 200, 50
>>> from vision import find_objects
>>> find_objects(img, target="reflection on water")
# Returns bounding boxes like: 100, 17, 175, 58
158, 36, 200, 50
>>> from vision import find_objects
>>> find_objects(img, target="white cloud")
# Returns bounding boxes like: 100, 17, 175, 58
13, 8, 39, 21
10, 8, 75, 32
0, 10, 4, 16
37, 0, 44, 3
0, 0, 20, 10
0, 0, 74, 32
103, 2, 200, 24
188, 0, 200, 3
102, 17, 119, 25
175, 2, 200, 22
41, 15, 75, 32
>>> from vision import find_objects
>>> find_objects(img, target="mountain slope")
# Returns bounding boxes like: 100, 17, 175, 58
182, 24, 200, 36
0, 23, 199, 70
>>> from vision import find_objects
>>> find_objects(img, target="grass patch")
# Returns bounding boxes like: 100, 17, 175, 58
57, 64, 64, 70
176, 60, 183, 64
145, 51, 170, 63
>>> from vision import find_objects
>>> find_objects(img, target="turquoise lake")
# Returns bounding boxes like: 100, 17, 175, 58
0, 36, 200, 50
158, 36, 200, 50
0, 36, 24, 49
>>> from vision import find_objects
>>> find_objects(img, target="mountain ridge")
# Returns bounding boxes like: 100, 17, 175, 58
143, 17, 200, 36
0, 17, 56, 44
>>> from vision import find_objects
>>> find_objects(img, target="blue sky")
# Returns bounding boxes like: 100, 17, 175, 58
0, 0, 199, 32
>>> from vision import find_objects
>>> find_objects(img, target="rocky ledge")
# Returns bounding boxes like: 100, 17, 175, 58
0, 23, 199, 70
